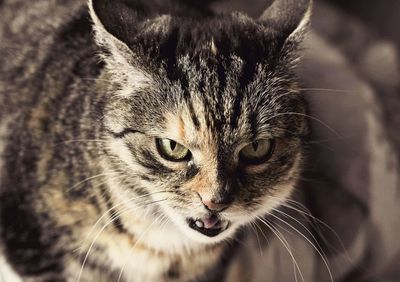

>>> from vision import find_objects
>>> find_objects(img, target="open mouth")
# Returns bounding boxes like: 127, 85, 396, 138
187, 214, 229, 237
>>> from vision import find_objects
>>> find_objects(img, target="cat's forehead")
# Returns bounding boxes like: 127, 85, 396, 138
162, 100, 242, 155
156, 57, 293, 148
103, 8, 307, 145
129, 13, 281, 70
116, 47, 303, 146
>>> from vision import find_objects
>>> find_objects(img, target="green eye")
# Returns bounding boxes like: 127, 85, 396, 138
156, 138, 191, 161
239, 139, 274, 165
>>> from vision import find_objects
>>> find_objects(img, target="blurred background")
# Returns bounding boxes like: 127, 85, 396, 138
213, 0, 400, 48
331, 0, 400, 48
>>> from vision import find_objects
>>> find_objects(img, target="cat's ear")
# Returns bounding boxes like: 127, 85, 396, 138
259, 0, 312, 43
88, 0, 159, 87
89, 0, 142, 61
88, 0, 212, 54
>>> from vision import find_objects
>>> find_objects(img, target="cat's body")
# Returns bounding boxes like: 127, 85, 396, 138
1, 0, 400, 282
0, 0, 309, 280
0, 1, 232, 281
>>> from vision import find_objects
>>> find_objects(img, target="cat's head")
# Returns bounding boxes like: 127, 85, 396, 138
89, 0, 311, 243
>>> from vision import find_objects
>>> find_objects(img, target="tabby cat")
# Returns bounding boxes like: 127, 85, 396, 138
0, 0, 310, 280
3, 0, 399, 281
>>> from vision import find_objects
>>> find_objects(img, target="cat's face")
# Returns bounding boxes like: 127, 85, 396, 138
90, 0, 310, 243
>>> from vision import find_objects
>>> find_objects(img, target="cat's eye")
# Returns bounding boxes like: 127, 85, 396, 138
239, 139, 274, 165
156, 138, 191, 161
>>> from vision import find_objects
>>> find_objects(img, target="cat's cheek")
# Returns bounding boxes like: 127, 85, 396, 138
241, 152, 302, 212
107, 138, 138, 169
258, 182, 295, 214
252, 161, 301, 216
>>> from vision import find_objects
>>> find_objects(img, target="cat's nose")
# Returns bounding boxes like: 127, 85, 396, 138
200, 194, 233, 212
202, 199, 229, 212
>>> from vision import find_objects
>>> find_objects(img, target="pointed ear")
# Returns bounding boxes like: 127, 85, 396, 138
89, 0, 146, 48
259, 0, 312, 42
89, 0, 156, 88
89, 0, 140, 60
88, 0, 174, 65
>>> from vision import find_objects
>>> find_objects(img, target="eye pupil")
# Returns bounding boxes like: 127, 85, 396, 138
252, 142, 259, 151
156, 138, 190, 162
239, 139, 275, 165
170, 140, 177, 151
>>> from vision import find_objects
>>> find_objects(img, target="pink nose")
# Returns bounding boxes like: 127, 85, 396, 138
201, 198, 231, 212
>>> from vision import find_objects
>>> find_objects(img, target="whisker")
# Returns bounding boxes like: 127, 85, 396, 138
255, 215, 304, 282
272, 197, 346, 245
77, 190, 169, 253
117, 213, 167, 282
272, 197, 336, 238
253, 220, 270, 247
267, 92, 298, 108
71, 174, 128, 205
268, 196, 354, 266
262, 112, 340, 137
81, 78, 115, 83
271, 207, 325, 251
59, 139, 108, 144
299, 88, 353, 94
305, 134, 358, 145
67, 172, 121, 192
267, 207, 334, 282
76, 198, 168, 282
249, 221, 263, 257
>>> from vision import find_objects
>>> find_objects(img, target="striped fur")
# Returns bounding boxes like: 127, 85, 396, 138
0, 0, 311, 281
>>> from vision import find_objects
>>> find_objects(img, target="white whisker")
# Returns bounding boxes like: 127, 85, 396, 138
269, 196, 354, 266
76, 198, 168, 282
67, 172, 121, 192
76, 190, 168, 254
262, 112, 340, 137
255, 215, 304, 282
117, 213, 167, 282
249, 221, 263, 257
267, 207, 333, 282
60, 139, 108, 144
299, 88, 353, 94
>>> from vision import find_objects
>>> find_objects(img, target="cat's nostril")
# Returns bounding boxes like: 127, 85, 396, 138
201, 198, 232, 212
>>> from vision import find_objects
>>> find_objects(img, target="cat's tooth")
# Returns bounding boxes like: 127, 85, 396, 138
195, 220, 204, 228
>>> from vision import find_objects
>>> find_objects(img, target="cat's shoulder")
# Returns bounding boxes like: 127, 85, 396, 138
0, 0, 98, 117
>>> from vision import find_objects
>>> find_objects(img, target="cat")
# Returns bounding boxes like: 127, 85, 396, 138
0, 0, 311, 280
1, 0, 400, 281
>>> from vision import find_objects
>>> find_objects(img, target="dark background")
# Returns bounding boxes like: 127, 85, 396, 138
215, 0, 399, 48
330, 0, 400, 48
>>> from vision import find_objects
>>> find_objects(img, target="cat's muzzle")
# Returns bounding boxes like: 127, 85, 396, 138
187, 214, 229, 237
